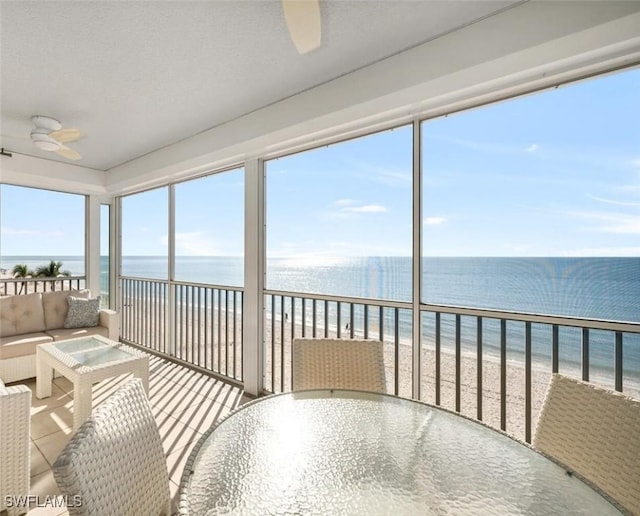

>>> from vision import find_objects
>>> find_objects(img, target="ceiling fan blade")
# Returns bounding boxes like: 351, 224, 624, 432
56, 145, 82, 161
49, 128, 82, 144
32, 115, 62, 131
282, 0, 321, 54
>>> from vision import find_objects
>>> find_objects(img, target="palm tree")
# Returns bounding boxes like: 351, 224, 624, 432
12, 263, 34, 294
35, 260, 71, 291
35, 260, 70, 278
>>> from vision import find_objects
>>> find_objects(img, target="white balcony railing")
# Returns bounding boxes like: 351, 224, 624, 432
263, 290, 640, 443
13, 276, 629, 444
0, 276, 86, 296
119, 277, 244, 386
3, 275, 638, 443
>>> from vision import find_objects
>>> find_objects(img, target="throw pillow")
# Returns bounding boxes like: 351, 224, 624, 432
64, 296, 101, 329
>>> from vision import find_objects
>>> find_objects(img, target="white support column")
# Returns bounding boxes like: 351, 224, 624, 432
412, 119, 422, 400
85, 195, 101, 297
114, 197, 122, 315
108, 200, 117, 310
168, 185, 176, 357
243, 159, 265, 396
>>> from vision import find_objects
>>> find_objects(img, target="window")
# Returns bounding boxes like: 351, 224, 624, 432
174, 168, 244, 287
266, 125, 413, 301
421, 68, 640, 320
121, 187, 169, 279
0, 184, 85, 276
420, 68, 640, 412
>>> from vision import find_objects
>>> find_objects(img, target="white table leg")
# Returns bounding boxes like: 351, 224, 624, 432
73, 378, 93, 431
36, 352, 53, 399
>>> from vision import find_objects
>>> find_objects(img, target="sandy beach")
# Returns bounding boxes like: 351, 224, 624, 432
0, 269, 12, 293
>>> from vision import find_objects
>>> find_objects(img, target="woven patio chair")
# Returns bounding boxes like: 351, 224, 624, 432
53, 378, 170, 516
292, 338, 386, 393
533, 373, 640, 514
0, 379, 31, 516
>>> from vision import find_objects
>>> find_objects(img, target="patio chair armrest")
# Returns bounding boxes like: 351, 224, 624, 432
99, 309, 119, 340
1, 384, 31, 515
2, 383, 31, 403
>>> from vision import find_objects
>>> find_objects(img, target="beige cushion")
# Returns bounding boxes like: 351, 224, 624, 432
0, 297, 11, 338
0, 292, 46, 338
42, 290, 89, 330
46, 326, 109, 341
0, 332, 53, 360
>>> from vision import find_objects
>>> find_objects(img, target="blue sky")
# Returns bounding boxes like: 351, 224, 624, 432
119, 169, 245, 257
422, 68, 640, 257
0, 186, 85, 256
1, 67, 639, 259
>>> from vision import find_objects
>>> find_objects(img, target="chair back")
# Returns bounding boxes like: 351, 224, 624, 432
53, 378, 170, 516
292, 338, 386, 393
0, 379, 31, 516
533, 374, 640, 514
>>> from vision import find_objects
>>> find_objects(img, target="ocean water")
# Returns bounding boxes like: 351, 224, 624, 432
259, 256, 638, 379
3, 255, 638, 376
2, 255, 638, 322
104, 256, 639, 321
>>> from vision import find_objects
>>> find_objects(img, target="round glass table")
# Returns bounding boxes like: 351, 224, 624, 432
179, 390, 622, 515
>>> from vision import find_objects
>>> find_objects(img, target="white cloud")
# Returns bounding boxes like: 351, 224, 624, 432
616, 184, 640, 194
333, 199, 357, 207
160, 232, 218, 255
570, 211, 640, 234
525, 144, 539, 153
587, 194, 640, 207
1, 227, 64, 237
562, 246, 640, 257
425, 216, 445, 225
347, 159, 411, 187
342, 204, 387, 213
1, 227, 36, 236
372, 168, 411, 186
425, 134, 513, 154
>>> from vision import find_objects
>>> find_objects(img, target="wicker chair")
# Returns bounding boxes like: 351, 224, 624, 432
533, 374, 640, 514
53, 378, 170, 516
0, 379, 31, 516
292, 338, 386, 393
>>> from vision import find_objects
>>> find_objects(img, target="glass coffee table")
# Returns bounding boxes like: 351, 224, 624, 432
36, 335, 149, 431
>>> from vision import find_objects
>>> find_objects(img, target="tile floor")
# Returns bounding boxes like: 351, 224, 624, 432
5, 352, 248, 515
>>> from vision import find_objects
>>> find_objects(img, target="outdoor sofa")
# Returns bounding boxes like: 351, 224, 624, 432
0, 290, 117, 384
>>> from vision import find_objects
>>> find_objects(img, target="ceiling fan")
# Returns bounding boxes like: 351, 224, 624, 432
282, 0, 321, 54
31, 115, 82, 161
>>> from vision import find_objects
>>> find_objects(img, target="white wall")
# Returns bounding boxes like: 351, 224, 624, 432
0, 152, 106, 197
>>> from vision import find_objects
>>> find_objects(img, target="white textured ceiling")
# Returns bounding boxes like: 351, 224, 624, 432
0, 0, 520, 171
